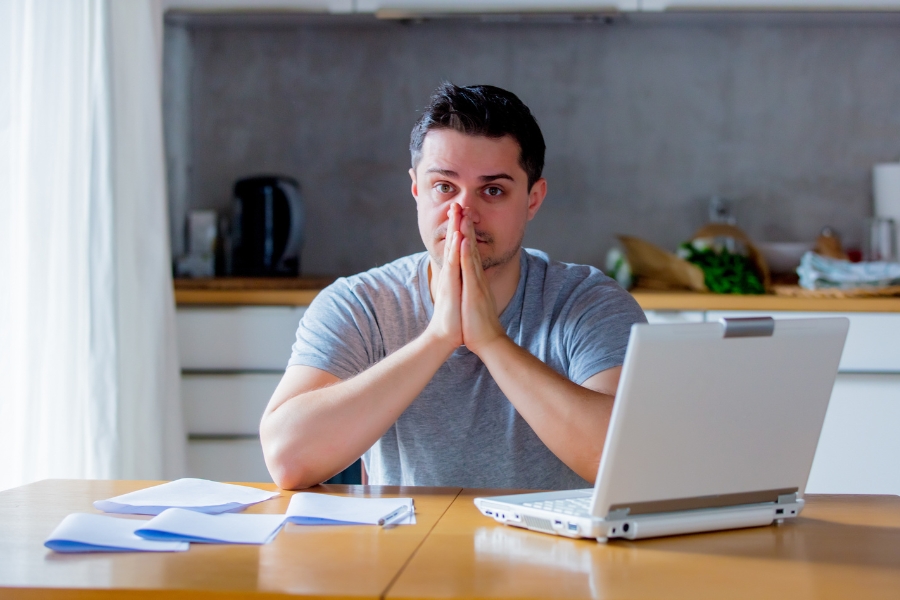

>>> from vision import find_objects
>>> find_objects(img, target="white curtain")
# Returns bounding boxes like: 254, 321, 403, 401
0, 0, 185, 490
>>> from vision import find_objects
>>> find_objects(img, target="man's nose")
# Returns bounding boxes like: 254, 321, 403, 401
453, 190, 480, 219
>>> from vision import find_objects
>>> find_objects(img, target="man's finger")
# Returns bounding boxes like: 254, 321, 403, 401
443, 205, 458, 265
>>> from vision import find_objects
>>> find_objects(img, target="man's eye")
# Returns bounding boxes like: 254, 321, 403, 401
484, 186, 503, 197
435, 183, 454, 194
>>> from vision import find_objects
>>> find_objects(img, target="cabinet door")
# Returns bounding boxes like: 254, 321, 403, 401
187, 438, 273, 483
806, 374, 900, 495
176, 306, 306, 371
183, 373, 282, 435
706, 311, 900, 373
644, 310, 705, 324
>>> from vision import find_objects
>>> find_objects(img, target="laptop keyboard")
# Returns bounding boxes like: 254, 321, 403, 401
522, 497, 592, 516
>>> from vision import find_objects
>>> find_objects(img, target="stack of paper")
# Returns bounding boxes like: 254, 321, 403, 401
285, 493, 415, 526
135, 508, 286, 545
44, 514, 189, 553
44, 482, 414, 554
94, 478, 279, 515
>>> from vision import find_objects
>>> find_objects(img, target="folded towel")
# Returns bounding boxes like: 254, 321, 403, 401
798, 252, 900, 290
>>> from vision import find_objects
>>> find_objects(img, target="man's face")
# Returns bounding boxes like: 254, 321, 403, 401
410, 129, 546, 273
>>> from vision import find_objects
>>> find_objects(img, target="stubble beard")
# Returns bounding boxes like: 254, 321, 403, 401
430, 227, 523, 272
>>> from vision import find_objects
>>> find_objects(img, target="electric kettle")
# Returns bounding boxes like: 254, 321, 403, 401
231, 175, 305, 276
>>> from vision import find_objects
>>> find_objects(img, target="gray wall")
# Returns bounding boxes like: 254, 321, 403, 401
164, 13, 900, 276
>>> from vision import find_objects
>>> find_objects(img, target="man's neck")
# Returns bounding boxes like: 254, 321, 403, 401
428, 248, 522, 316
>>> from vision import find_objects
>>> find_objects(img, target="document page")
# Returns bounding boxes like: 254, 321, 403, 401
285, 493, 415, 525
44, 514, 189, 553
94, 478, 279, 515
135, 508, 287, 545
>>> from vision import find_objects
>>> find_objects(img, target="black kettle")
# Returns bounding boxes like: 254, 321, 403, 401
231, 175, 305, 276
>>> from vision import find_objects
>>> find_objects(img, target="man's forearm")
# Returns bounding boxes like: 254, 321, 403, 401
261, 329, 456, 489
476, 336, 614, 482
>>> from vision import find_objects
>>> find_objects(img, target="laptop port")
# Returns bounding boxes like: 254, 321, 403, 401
623, 523, 630, 533
553, 520, 563, 527
567, 522, 578, 532
485, 510, 493, 516
776, 508, 784, 515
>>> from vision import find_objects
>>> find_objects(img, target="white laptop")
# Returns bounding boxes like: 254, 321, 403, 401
475, 316, 849, 542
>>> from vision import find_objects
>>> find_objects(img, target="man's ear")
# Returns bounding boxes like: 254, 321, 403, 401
410, 168, 418, 199
526, 178, 547, 221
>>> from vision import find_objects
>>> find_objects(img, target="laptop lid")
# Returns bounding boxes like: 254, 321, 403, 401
591, 317, 849, 520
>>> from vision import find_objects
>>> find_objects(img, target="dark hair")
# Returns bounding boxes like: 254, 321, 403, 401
410, 83, 546, 190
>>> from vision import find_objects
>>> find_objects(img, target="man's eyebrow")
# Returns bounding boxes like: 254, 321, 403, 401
479, 173, 514, 182
425, 167, 458, 177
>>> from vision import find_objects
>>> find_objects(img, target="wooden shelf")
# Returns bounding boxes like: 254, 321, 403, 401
173, 278, 900, 312
174, 277, 332, 306
631, 289, 900, 313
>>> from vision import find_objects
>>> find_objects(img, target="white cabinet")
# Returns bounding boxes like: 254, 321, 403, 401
807, 374, 900, 495
183, 372, 282, 435
177, 306, 305, 483
681, 309, 900, 494
187, 438, 275, 483
644, 310, 705, 324
177, 306, 305, 371
706, 311, 900, 373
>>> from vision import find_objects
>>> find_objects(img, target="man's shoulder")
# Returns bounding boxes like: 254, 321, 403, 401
318, 252, 427, 305
522, 248, 644, 315
523, 248, 615, 290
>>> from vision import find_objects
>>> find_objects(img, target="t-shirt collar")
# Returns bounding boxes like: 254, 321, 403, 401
417, 250, 528, 330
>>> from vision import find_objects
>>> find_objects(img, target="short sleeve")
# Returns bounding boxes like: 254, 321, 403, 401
288, 278, 384, 379
564, 279, 647, 385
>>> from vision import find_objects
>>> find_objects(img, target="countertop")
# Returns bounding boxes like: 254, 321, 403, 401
173, 278, 900, 313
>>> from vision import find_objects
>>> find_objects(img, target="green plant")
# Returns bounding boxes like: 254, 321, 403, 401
677, 241, 765, 295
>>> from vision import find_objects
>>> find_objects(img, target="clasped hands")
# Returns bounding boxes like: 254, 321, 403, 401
429, 203, 507, 356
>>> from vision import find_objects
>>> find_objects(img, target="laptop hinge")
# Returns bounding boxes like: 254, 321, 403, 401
605, 508, 630, 520
608, 487, 798, 516
720, 317, 775, 338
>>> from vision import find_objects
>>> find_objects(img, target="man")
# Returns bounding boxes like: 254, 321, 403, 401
260, 83, 646, 490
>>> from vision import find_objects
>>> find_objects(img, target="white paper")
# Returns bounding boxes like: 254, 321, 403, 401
93, 478, 279, 515
135, 508, 287, 545
285, 493, 415, 525
44, 513, 189, 553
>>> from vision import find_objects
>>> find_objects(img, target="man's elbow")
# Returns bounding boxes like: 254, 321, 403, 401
260, 428, 320, 490
263, 446, 321, 490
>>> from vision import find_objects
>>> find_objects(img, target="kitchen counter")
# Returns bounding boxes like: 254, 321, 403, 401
174, 278, 900, 313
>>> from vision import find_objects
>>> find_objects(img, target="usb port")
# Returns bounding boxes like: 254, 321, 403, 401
567, 522, 578, 532
485, 510, 493, 516
553, 520, 563, 527
775, 508, 784, 515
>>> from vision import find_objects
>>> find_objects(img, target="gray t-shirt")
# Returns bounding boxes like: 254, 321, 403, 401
289, 249, 646, 489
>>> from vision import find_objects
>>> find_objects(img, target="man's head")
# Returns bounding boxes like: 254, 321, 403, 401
410, 83, 545, 191
409, 84, 548, 274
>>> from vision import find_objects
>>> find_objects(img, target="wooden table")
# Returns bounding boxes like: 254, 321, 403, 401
0, 480, 460, 599
2, 481, 899, 599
